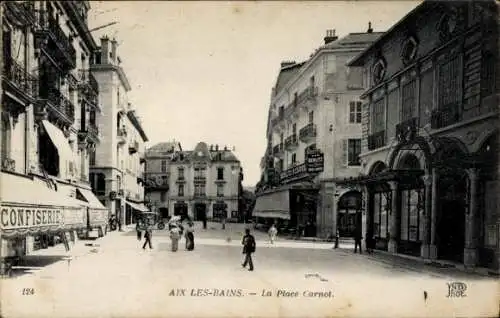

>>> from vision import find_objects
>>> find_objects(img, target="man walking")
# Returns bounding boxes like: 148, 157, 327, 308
241, 228, 256, 271
142, 227, 153, 250
354, 226, 362, 254
268, 224, 278, 244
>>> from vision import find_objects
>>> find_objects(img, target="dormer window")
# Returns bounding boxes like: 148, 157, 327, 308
372, 58, 386, 84
401, 36, 418, 65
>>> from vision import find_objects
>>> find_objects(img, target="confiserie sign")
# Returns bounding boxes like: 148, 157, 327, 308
1, 207, 63, 229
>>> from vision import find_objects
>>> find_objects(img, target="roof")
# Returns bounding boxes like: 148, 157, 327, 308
348, 1, 426, 66
322, 32, 385, 50
169, 142, 240, 164
147, 141, 180, 154
274, 62, 305, 94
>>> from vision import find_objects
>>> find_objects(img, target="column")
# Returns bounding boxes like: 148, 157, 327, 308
464, 168, 479, 267
361, 185, 371, 251
420, 173, 432, 258
388, 181, 399, 253
429, 168, 438, 259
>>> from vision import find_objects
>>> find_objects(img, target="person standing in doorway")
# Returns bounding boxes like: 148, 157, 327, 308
241, 228, 256, 271
268, 224, 278, 244
354, 226, 362, 254
142, 227, 153, 250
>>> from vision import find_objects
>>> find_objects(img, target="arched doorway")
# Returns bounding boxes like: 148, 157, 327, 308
433, 141, 468, 262
367, 161, 391, 251
337, 191, 362, 237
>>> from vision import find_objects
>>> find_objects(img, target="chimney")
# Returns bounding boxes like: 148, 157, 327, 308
367, 22, 373, 33
210, 144, 214, 151
224, 146, 228, 151
100, 36, 110, 64
111, 38, 118, 64
324, 29, 338, 45
215, 144, 219, 151
280, 61, 296, 69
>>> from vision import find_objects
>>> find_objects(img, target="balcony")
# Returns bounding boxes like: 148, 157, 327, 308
78, 69, 100, 110
117, 126, 127, 144
214, 178, 226, 184
395, 117, 418, 143
298, 86, 319, 110
1, 158, 16, 172
431, 103, 460, 129
129, 140, 139, 154
193, 193, 207, 199
35, 13, 77, 70
272, 143, 284, 157
285, 134, 299, 150
38, 85, 75, 125
194, 176, 207, 183
299, 123, 317, 142
176, 176, 186, 184
2, 56, 38, 100
368, 130, 386, 151
79, 122, 100, 144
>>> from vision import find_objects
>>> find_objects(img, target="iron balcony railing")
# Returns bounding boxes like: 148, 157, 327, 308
1, 157, 16, 172
367, 130, 386, 150
39, 85, 75, 123
431, 103, 460, 129
395, 117, 418, 142
3, 55, 38, 98
299, 123, 317, 141
273, 143, 284, 155
285, 134, 298, 149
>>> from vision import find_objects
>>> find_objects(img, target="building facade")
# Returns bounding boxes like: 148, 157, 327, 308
145, 142, 242, 222
254, 28, 382, 238
143, 141, 182, 218
89, 36, 149, 227
342, 1, 499, 270
1, 1, 108, 268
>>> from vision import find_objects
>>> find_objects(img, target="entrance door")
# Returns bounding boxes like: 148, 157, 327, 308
194, 203, 206, 221
437, 175, 466, 262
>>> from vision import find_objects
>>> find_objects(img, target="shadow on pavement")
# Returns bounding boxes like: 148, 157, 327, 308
6, 255, 67, 279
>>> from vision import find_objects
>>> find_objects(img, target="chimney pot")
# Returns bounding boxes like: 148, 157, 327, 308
367, 22, 373, 33
215, 145, 219, 151
324, 29, 338, 45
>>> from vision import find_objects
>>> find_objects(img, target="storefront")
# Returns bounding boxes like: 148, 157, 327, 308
1, 172, 86, 272
336, 190, 363, 237
212, 201, 228, 221
125, 201, 149, 224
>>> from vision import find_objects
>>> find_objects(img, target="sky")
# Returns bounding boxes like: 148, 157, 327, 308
88, 1, 421, 187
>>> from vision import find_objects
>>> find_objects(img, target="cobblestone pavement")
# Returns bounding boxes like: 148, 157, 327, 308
1, 227, 497, 318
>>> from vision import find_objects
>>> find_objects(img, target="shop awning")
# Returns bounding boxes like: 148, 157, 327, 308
77, 188, 107, 211
126, 201, 149, 212
253, 189, 290, 220
42, 120, 76, 178
0, 172, 86, 237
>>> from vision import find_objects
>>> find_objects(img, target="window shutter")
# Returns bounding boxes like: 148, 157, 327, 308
341, 139, 348, 166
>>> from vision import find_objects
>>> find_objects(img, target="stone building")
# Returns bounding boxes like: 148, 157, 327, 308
254, 28, 382, 238
340, 1, 499, 271
1, 1, 108, 267
89, 36, 149, 227
145, 142, 242, 222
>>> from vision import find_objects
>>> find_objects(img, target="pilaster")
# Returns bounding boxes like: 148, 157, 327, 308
387, 180, 399, 253
464, 167, 479, 267
420, 173, 433, 258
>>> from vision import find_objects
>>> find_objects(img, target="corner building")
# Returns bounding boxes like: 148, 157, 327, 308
341, 1, 499, 271
254, 28, 381, 238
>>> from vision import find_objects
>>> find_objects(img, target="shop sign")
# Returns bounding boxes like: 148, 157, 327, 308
306, 150, 324, 173
89, 209, 107, 224
280, 163, 308, 184
0, 205, 85, 230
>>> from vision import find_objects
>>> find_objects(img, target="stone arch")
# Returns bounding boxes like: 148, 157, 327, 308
431, 136, 469, 168
388, 136, 432, 172
396, 153, 422, 170
368, 161, 387, 175
470, 127, 498, 153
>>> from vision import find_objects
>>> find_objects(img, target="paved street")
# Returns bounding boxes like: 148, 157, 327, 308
1, 223, 497, 318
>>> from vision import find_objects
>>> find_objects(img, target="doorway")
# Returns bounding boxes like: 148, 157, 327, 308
437, 174, 467, 262
194, 203, 206, 221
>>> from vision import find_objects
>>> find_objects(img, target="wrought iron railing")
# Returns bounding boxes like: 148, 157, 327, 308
285, 134, 298, 149
40, 86, 75, 123
367, 130, 386, 150
299, 123, 317, 140
431, 103, 460, 129
47, 16, 76, 66
273, 143, 284, 155
3, 56, 38, 97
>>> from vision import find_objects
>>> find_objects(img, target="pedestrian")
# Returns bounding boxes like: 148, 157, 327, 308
136, 221, 142, 241
185, 222, 195, 251
268, 224, 278, 244
142, 227, 153, 250
169, 225, 181, 252
241, 228, 256, 271
354, 226, 362, 254
334, 229, 339, 249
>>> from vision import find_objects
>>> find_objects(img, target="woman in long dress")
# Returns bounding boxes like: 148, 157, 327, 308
185, 222, 195, 251
169, 226, 181, 252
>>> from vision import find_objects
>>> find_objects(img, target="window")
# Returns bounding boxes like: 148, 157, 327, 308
371, 98, 385, 133
400, 188, 424, 242
292, 123, 296, 135
194, 184, 205, 196
279, 106, 284, 118
89, 150, 96, 166
349, 101, 362, 123
372, 191, 391, 238
373, 59, 386, 84
161, 160, 167, 172
217, 167, 224, 180
194, 167, 206, 178
280, 133, 284, 144
401, 79, 417, 121
160, 191, 166, 202
291, 153, 296, 164
178, 167, 184, 178
293, 92, 298, 106
96, 173, 106, 195
217, 184, 224, 196
310, 76, 315, 87
178, 184, 184, 197
347, 139, 361, 166
438, 55, 461, 109
1, 113, 11, 162
308, 111, 314, 123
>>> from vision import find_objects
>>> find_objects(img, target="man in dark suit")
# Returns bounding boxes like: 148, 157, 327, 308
241, 228, 256, 271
